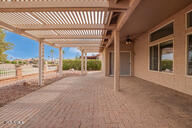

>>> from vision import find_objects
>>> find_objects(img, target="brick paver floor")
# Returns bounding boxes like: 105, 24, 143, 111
0, 71, 192, 128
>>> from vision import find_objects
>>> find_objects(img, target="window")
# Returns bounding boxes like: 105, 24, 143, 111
187, 35, 192, 75
149, 40, 174, 73
150, 22, 174, 42
187, 11, 192, 28
160, 40, 173, 73
150, 45, 158, 71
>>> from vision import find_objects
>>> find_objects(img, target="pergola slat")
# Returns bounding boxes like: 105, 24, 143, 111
39, 35, 110, 39
0, 0, 129, 12
17, 24, 116, 30
56, 43, 101, 47
52, 42, 101, 45
0, 0, 133, 51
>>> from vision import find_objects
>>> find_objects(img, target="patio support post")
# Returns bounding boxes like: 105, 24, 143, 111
81, 49, 84, 74
39, 41, 44, 86
59, 47, 63, 75
85, 52, 87, 74
114, 30, 120, 91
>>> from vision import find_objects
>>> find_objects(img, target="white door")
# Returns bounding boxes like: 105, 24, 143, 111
110, 52, 131, 76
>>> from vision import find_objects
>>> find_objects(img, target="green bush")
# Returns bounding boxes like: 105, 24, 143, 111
11, 61, 17, 64
63, 59, 101, 71
5, 60, 11, 63
161, 60, 173, 71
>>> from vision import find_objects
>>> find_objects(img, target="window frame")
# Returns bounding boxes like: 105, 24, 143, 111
186, 33, 192, 77
148, 20, 175, 74
149, 21, 174, 42
186, 10, 192, 29
159, 40, 174, 73
149, 39, 174, 74
185, 8, 192, 77
149, 44, 159, 71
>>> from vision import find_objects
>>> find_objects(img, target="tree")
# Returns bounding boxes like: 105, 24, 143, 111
0, 29, 14, 62
75, 53, 80, 60
62, 50, 65, 59
50, 49, 54, 62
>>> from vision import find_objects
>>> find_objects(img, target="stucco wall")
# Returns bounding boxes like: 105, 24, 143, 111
134, 4, 192, 95
103, 43, 134, 76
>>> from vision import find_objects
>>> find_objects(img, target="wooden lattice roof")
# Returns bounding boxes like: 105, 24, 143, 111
0, 0, 140, 52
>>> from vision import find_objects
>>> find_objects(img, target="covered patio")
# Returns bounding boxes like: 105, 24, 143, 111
0, 0, 139, 90
1, 0, 192, 127
0, 72, 192, 128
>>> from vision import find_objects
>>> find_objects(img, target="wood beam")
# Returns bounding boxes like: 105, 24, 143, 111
0, 21, 37, 41
101, 11, 113, 48
114, 30, 120, 91
38, 41, 44, 86
85, 52, 87, 73
116, 0, 141, 30
0, 20, 57, 48
22, 24, 116, 31
81, 49, 84, 74
80, 46, 101, 49
0, 6, 127, 13
106, 0, 141, 48
0, 1, 109, 9
0, 0, 130, 12
113, 0, 120, 3
42, 35, 110, 39
106, 32, 114, 48
82, 48, 100, 50
50, 41, 101, 44
56, 44, 100, 47
59, 47, 63, 75
84, 50, 100, 53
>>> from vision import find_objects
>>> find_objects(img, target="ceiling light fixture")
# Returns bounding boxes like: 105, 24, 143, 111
126, 36, 133, 45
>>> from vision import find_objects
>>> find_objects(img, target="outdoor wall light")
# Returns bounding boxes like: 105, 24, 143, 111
126, 37, 133, 45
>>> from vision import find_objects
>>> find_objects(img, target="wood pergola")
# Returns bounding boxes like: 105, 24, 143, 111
0, 0, 140, 91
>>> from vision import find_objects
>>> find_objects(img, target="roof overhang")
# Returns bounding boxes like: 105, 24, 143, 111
120, 0, 192, 39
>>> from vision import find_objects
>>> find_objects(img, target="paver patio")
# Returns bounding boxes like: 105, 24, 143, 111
0, 71, 192, 128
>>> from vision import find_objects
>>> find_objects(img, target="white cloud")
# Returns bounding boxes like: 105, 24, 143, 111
68, 47, 81, 54
87, 52, 99, 56
67, 48, 99, 57
7, 54, 16, 60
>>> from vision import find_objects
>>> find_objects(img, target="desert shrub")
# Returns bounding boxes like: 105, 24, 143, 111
63, 59, 101, 71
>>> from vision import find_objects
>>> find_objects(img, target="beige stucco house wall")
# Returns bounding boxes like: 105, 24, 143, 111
134, 4, 192, 95
102, 42, 134, 76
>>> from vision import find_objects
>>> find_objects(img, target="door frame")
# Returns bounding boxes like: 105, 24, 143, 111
108, 51, 132, 76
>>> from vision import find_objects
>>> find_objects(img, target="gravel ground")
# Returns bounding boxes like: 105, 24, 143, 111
0, 71, 81, 107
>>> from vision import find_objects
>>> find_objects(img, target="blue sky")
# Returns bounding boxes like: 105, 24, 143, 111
4, 30, 97, 60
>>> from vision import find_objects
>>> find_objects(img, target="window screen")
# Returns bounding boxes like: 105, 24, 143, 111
150, 45, 158, 71
160, 40, 173, 73
150, 23, 174, 42
187, 11, 192, 28
187, 35, 192, 75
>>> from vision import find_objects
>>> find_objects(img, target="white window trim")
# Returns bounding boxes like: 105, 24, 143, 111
185, 8, 192, 77
185, 32, 192, 77
148, 20, 175, 43
185, 9, 192, 30
148, 38, 175, 75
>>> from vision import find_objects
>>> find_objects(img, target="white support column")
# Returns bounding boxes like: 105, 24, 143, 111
85, 52, 87, 74
81, 50, 84, 74
114, 30, 120, 91
59, 47, 63, 75
39, 41, 44, 86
